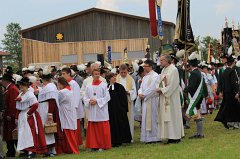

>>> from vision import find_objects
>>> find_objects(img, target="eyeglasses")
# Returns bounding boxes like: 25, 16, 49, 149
143, 65, 150, 68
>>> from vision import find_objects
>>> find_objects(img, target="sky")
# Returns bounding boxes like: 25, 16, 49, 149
0, 0, 239, 48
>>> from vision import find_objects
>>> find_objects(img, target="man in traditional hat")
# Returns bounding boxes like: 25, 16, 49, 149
184, 52, 206, 139
215, 56, 240, 129
1, 73, 19, 157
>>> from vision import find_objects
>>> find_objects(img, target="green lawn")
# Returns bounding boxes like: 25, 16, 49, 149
44, 111, 240, 159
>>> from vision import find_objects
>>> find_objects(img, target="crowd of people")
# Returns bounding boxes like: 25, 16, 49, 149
0, 49, 240, 158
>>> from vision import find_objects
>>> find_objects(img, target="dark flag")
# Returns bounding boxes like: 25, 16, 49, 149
148, 0, 158, 37
174, 0, 195, 51
222, 28, 233, 54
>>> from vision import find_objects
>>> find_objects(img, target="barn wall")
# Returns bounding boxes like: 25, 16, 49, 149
22, 38, 148, 67
22, 10, 175, 53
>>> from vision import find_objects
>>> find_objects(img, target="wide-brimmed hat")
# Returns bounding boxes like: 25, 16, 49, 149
17, 77, 30, 86
2, 73, 14, 82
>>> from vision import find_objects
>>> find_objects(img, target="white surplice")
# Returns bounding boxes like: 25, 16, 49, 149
118, 75, 137, 139
83, 82, 110, 122
138, 70, 160, 143
58, 88, 77, 130
38, 83, 59, 145
157, 64, 184, 140
69, 79, 84, 119
16, 91, 38, 151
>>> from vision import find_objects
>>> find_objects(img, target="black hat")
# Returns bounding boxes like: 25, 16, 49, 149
188, 52, 199, 67
220, 54, 228, 59
86, 61, 94, 67
70, 65, 78, 72
137, 66, 144, 76
2, 73, 14, 82
227, 56, 235, 63
18, 77, 30, 86
170, 53, 179, 62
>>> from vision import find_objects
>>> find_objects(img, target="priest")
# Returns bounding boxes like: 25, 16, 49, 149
116, 64, 137, 140
138, 60, 160, 143
157, 55, 184, 144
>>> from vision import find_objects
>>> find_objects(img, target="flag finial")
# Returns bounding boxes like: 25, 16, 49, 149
225, 17, 228, 28
232, 19, 235, 30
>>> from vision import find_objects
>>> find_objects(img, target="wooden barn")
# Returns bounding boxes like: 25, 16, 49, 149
20, 8, 175, 67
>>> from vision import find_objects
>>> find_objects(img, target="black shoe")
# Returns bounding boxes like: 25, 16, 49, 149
167, 139, 181, 144
189, 134, 204, 139
27, 153, 36, 158
184, 125, 190, 129
223, 123, 229, 129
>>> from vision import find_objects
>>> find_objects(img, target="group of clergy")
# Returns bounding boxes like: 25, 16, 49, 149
1, 48, 240, 158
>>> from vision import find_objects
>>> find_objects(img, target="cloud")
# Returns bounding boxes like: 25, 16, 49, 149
96, 0, 119, 11
215, 0, 234, 16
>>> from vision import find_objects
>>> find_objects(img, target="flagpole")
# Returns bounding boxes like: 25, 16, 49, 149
184, 0, 188, 85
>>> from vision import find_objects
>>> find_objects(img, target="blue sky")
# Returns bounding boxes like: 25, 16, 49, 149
0, 0, 239, 48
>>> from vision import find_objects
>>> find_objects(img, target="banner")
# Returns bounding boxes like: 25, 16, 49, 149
148, 0, 158, 37
108, 46, 112, 64
174, 0, 195, 51
157, 3, 164, 40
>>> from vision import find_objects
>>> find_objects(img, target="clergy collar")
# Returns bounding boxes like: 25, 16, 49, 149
92, 80, 102, 85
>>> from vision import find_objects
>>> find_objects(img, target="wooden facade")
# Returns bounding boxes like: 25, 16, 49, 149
20, 8, 175, 53
22, 38, 148, 67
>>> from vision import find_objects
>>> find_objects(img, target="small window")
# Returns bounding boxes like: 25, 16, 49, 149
83, 54, 98, 62
128, 51, 145, 60
61, 54, 78, 64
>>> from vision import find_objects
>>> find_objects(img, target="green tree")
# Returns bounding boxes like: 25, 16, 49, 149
1, 23, 22, 70
200, 36, 219, 62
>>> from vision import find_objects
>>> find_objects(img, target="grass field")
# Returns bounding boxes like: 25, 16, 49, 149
38, 111, 239, 159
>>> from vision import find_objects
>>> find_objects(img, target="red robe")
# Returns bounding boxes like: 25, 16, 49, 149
48, 99, 64, 154
3, 84, 18, 141
16, 103, 48, 154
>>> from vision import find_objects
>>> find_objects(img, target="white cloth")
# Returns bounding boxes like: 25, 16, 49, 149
58, 88, 77, 130
69, 80, 84, 119
38, 83, 58, 145
138, 70, 160, 142
16, 91, 38, 151
118, 76, 137, 139
84, 82, 110, 122
157, 64, 184, 140
17, 109, 34, 151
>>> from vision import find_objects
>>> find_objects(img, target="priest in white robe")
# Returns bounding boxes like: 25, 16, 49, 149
157, 55, 184, 144
138, 60, 160, 143
116, 64, 137, 140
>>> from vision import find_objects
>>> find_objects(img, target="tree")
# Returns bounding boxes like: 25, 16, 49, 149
1, 23, 22, 70
200, 36, 219, 62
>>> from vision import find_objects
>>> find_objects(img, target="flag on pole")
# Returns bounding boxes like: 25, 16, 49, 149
156, 0, 164, 40
174, 0, 195, 51
107, 46, 112, 64
148, 0, 158, 37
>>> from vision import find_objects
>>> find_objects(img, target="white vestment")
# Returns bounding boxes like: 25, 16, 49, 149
157, 64, 184, 140
38, 83, 59, 145
83, 82, 110, 122
16, 91, 38, 151
138, 70, 160, 143
58, 88, 77, 130
69, 80, 84, 119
